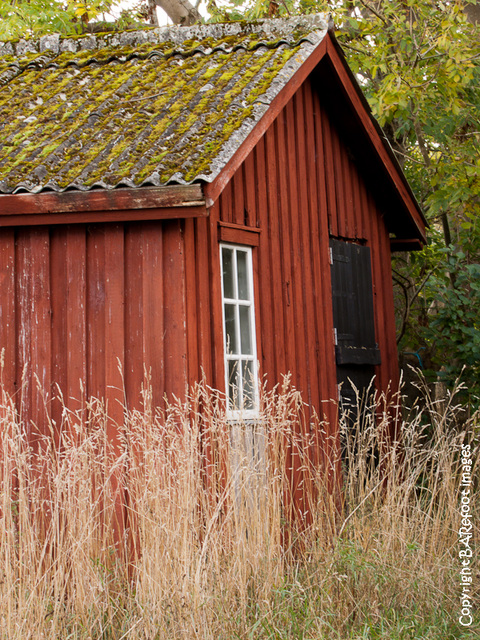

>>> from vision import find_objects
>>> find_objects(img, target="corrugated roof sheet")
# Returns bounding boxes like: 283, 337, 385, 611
0, 16, 328, 194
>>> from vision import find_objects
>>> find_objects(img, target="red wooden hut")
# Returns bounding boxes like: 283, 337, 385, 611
0, 16, 426, 461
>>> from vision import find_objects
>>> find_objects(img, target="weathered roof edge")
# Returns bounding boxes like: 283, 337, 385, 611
203, 29, 329, 208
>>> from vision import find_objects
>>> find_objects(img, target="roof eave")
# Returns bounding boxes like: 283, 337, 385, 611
0, 184, 207, 226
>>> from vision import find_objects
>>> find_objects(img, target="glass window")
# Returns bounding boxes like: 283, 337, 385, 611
221, 247, 234, 299
220, 245, 258, 416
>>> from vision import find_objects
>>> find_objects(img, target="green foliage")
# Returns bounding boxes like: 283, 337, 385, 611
424, 252, 480, 400
0, 0, 76, 39
0, 0, 146, 39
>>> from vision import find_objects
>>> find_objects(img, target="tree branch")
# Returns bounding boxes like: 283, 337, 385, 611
358, 0, 388, 25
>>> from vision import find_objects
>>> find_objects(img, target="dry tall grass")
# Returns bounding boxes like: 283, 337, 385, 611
0, 376, 478, 639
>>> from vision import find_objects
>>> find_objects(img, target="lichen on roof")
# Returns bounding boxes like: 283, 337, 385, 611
0, 15, 328, 194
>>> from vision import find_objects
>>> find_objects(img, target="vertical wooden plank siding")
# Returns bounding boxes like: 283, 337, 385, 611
15, 229, 51, 441
215, 75, 399, 437
193, 216, 214, 386
275, 112, 298, 386
124, 224, 145, 410
86, 226, 106, 403
103, 225, 126, 542
293, 86, 317, 410
363, 187, 385, 381
141, 222, 166, 408
50, 228, 68, 442
104, 225, 125, 438
242, 153, 257, 229
342, 136, 355, 239
0, 229, 17, 507
232, 169, 245, 227
286, 95, 310, 404
317, 91, 401, 400
377, 220, 402, 440
124, 221, 166, 411
0, 230, 16, 397
30, 230, 51, 438
264, 124, 288, 380
163, 220, 187, 399
208, 206, 227, 394
184, 218, 200, 388
331, 125, 347, 239
65, 229, 87, 414
252, 137, 273, 377
373, 200, 401, 398
219, 180, 233, 226
321, 101, 338, 239
311, 87, 338, 438
2, 219, 194, 437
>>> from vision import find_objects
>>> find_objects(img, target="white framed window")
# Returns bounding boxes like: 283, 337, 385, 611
220, 244, 259, 419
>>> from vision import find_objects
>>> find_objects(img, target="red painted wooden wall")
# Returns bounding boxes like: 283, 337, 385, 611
212, 76, 400, 414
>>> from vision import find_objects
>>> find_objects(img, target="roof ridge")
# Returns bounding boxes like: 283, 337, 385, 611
0, 34, 319, 76
0, 15, 328, 59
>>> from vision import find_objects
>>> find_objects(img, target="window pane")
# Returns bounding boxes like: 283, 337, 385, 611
222, 247, 234, 299
242, 360, 255, 410
239, 305, 252, 355
224, 303, 238, 354
237, 250, 250, 300
228, 360, 240, 410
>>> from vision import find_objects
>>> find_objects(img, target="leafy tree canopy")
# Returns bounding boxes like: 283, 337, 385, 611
0, 0, 150, 39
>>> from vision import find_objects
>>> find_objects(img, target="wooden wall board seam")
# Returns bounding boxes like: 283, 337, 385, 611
275, 113, 297, 382
253, 137, 275, 382
124, 224, 144, 411
286, 93, 310, 404
207, 208, 225, 394
194, 215, 214, 387
142, 222, 166, 409
162, 220, 188, 400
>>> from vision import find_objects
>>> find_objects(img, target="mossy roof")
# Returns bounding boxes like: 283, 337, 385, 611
0, 16, 328, 194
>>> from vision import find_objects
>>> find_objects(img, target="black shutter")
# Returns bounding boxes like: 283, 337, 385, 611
330, 239, 381, 367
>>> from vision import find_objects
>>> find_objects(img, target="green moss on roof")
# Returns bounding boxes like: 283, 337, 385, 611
0, 18, 328, 192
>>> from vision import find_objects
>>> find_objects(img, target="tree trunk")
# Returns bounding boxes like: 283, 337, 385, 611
147, 0, 159, 25
463, 2, 480, 24
154, 0, 202, 25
